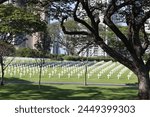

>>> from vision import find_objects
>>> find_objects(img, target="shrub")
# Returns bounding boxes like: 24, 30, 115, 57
63, 55, 114, 61
49, 54, 65, 60
15, 48, 39, 57
63, 55, 81, 61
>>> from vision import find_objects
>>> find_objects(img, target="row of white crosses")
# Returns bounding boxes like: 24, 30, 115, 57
117, 67, 128, 79
65, 63, 88, 79
2, 59, 136, 81
107, 63, 123, 79
5, 63, 50, 79
86, 61, 111, 79
97, 61, 116, 79
7, 65, 27, 78
47, 62, 85, 79
2, 58, 87, 79
58, 63, 76, 78
77, 61, 105, 79
77, 61, 104, 79
4, 61, 115, 80
3, 58, 77, 79
47, 63, 60, 78
5, 58, 38, 77
87, 61, 104, 71
47, 61, 94, 79
1, 61, 51, 79
59, 63, 73, 78
127, 71, 133, 80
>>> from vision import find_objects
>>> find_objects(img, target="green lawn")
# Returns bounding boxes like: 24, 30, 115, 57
0, 83, 138, 100
4, 61, 137, 84
0, 60, 138, 100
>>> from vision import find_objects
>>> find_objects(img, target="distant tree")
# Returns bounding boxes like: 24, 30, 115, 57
34, 30, 51, 89
0, 4, 46, 43
61, 20, 94, 55
0, 41, 15, 85
0, 4, 46, 85
15, 48, 39, 57
48, 21, 94, 56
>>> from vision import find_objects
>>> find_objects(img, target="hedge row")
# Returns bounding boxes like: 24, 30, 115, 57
62, 55, 114, 62
15, 48, 39, 57
15, 48, 114, 61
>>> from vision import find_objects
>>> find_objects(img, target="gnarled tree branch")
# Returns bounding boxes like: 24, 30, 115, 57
146, 59, 150, 71
141, 25, 150, 55
61, 16, 92, 36
73, 1, 95, 33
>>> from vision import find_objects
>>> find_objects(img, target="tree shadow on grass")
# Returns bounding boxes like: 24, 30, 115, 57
78, 86, 138, 100
0, 77, 138, 100
4, 77, 32, 84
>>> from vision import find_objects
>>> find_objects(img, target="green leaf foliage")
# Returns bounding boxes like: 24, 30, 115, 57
0, 4, 46, 34
0, 41, 15, 56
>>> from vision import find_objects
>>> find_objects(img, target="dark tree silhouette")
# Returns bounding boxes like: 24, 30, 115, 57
0, 41, 15, 85
34, 30, 51, 89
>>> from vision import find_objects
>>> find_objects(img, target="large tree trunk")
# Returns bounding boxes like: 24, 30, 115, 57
0, 69, 4, 86
137, 68, 150, 99
38, 64, 42, 89
0, 56, 4, 86
38, 59, 45, 89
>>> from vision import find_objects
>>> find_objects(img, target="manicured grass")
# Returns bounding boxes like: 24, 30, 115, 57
0, 83, 138, 100
1, 60, 138, 100
5, 75, 137, 84
4, 61, 137, 84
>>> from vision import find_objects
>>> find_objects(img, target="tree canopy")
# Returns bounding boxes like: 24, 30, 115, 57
0, 40, 15, 85
0, 4, 46, 34
0, 41, 15, 56
0, 3, 47, 45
